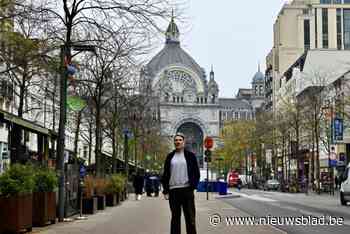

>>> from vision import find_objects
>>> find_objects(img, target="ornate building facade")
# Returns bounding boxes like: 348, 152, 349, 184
141, 17, 265, 167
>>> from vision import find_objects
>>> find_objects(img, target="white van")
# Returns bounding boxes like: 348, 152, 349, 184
340, 163, 350, 206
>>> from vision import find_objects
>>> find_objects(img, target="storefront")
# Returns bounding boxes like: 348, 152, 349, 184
0, 109, 57, 167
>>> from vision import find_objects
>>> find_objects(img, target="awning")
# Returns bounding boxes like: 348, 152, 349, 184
0, 109, 57, 137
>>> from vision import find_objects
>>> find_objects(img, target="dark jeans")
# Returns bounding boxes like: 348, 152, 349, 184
169, 187, 197, 234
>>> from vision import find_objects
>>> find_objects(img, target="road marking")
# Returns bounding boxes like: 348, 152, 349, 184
229, 191, 277, 202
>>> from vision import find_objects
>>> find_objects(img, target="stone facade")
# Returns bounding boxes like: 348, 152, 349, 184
142, 16, 265, 167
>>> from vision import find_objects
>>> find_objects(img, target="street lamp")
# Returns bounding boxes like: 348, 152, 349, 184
122, 127, 132, 183
56, 44, 95, 222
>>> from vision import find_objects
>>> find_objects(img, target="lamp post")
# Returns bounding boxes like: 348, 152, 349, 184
56, 44, 95, 222
123, 128, 132, 190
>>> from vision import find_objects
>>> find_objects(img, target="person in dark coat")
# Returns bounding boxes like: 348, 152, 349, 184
237, 178, 242, 191
161, 132, 200, 234
133, 171, 144, 200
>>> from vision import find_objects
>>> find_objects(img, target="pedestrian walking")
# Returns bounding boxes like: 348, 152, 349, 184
133, 171, 144, 201
335, 176, 339, 190
237, 178, 242, 191
161, 132, 200, 234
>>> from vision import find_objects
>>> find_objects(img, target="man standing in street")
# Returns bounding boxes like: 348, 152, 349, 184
161, 132, 200, 234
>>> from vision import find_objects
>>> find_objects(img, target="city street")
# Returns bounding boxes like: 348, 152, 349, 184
220, 188, 350, 234
2, 1, 350, 234
33, 192, 282, 234
30, 189, 350, 234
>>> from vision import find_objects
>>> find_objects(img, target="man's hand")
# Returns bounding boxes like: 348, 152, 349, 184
164, 194, 169, 200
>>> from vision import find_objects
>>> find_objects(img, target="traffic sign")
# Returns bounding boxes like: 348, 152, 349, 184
79, 164, 86, 178
204, 136, 214, 149
67, 95, 87, 112
333, 118, 343, 142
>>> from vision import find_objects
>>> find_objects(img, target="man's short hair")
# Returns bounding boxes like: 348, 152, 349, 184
174, 132, 185, 140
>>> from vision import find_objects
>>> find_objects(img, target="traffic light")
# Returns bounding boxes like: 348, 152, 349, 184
204, 150, 211, 163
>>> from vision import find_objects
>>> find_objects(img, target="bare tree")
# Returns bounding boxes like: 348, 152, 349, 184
297, 69, 333, 193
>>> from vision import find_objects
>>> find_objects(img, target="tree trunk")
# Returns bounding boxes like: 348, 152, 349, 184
315, 120, 320, 193
88, 124, 92, 165
10, 79, 26, 164
95, 104, 101, 176
88, 110, 93, 166
296, 123, 300, 189
311, 129, 315, 189
112, 129, 117, 173
282, 134, 285, 183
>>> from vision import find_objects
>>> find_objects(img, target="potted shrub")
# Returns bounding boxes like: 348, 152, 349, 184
82, 175, 97, 214
0, 164, 34, 233
105, 174, 124, 206
94, 178, 107, 210
32, 167, 58, 226
107, 174, 126, 204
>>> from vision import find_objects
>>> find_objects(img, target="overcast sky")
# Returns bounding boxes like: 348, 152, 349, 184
168, 0, 287, 98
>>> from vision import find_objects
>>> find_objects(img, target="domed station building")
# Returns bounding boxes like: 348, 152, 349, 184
140, 16, 265, 168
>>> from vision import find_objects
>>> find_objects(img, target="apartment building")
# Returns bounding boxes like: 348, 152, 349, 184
266, 0, 350, 184
268, 0, 350, 112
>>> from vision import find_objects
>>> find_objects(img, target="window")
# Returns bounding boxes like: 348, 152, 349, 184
235, 112, 239, 120
343, 9, 350, 49
304, 19, 310, 51
322, 8, 329, 48
337, 8, 342, 49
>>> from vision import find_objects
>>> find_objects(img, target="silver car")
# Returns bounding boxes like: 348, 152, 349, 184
264, 179, 280, 191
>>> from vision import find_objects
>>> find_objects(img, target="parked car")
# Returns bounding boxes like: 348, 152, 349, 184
263, 179, 280, 191
340, 163, 350, 206
226, 171, 239, 187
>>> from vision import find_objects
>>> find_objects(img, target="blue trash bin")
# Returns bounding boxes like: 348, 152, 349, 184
218, 181, 227, 195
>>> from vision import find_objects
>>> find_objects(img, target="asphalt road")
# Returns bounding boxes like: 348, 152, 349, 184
220, 189, 350, 234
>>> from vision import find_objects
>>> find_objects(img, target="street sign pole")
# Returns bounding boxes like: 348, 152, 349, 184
205, 150, 212, 200
204, 137, 214, 201
207, 160, 209, 200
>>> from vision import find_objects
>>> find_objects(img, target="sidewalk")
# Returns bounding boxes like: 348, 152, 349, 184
34, 192, 284, 234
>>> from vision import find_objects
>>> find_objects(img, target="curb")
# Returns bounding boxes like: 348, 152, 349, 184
214, 193, 241, 199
